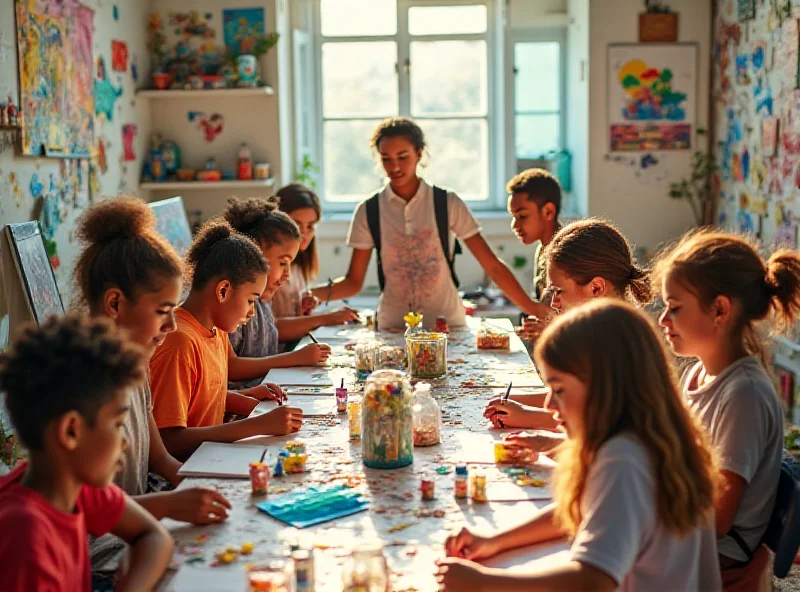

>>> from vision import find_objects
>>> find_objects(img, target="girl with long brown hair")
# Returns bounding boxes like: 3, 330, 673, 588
656, 229, 800, 590
440, 300, 720, 591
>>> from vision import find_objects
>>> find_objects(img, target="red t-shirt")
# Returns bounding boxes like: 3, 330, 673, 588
0, 462, 126, 592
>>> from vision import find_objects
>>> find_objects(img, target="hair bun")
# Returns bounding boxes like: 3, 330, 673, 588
630, 265, 646, 280
186, 220, 234, 265
76, 196, 156, 245
223, 196, 279, 230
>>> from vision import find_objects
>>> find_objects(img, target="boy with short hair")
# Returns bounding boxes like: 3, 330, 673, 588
506, 168, 563, 302
0, 315, 173, 592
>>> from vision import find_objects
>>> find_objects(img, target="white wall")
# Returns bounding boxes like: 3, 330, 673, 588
566, 0, 589, 217
587, 0, 712, 253
0, 0, 151, 327
508, 0, 568, 27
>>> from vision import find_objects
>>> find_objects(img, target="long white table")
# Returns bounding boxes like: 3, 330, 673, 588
160, 319, 567, 591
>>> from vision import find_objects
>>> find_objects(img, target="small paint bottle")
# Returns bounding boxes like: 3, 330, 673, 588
436, 316, 448, 333
470, 471, 487, 503
420, 476, 435, 501
292, 549, 315, 590
454, 465, 469, 499
249, 462, 269, 496
347, 400, 362, 440
336, 386, 348, 413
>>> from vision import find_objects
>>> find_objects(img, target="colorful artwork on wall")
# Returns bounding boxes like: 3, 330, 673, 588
122, 124, 137, 161
188, 111, 224, 142
762, 118, 780, 156
149, 196, 193, 257
223, 8, 265, 57
111, 40, 129, 72
608, 44, 697, 152
738, 0, 755, 22
15, 0, 95, 157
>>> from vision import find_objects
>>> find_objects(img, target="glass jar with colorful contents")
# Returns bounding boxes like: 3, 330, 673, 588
373, 345, 406, 371
362, 370, 414, 469
412, 382, 441, 446
355, 341, 375, 381
406, 332, 447, 379
341, 542, 390, 592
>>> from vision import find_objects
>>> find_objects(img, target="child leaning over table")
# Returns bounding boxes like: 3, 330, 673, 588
0, 316, 173, 591
438, 300, 721, 592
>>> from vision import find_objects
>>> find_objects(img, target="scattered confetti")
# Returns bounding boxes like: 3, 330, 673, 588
388, 522, 414, 533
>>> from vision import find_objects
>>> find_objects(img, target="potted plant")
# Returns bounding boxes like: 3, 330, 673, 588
147, 13, 170, 89
669, 129, 717, 226
228, 32, 280, 87
640, 0, 678, 43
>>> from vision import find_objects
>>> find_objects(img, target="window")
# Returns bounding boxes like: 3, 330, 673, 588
314, 0, 493, 209
507, 30, 566, 176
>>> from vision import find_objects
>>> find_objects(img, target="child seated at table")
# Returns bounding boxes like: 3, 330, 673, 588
656, 230, 800, 589
71, 197, 233, 587
271, 183, 360, 342
223, 196, 334, 388
484, 218, 651, 434
0, 316, 174, 591
439, 300, 721, 592
149, 220, 303, 460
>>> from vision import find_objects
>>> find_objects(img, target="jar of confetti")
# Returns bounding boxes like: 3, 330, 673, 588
406, 332, 447, 379
354, 341, 375, 381
347, 399, 362, 440
362, 370, 413, 469
341, 542, 390, 592
373, 344, 406, 371
412, 382, 441, 446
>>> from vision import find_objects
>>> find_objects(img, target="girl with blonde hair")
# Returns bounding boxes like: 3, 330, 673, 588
440, 300, 720, 591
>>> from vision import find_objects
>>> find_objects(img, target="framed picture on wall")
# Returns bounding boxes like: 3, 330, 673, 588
5, 222, 64, 325
608, 43, 698, 152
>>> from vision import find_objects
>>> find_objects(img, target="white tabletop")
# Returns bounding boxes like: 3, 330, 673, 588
160, 320, 567, 591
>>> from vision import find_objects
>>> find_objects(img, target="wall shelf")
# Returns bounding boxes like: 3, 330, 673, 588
141, 178, 275, 191
136, 86, 274, 99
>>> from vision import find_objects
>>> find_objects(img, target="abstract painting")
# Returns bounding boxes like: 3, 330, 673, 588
15, 0, 95, 157
5, 222, 64, 325
149, 196, 193, 257
223, 8, 265, 56
608, 43, 698, 151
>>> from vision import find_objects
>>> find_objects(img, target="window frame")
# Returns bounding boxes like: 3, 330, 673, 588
504, 27, 567, 185
310, 0, 498, 212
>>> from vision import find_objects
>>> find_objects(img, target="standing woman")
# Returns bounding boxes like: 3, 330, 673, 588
311, 117, 549, 330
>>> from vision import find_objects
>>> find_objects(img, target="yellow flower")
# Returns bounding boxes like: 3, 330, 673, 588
404, 312, 423, 327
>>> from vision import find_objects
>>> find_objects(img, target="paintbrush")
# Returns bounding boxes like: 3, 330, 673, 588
501, 382, 513, 405
259, 448, 268, 463
307, 332, 319, 344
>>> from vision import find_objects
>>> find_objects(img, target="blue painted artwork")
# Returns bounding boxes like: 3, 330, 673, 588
222, 8, 265, 57
754, 80, 773, 116
742, 147, 750, 181
29, 173, 43, 198
257, 484, 370, 528
752, 45, 764, 71
148, 197, 192, 257
94, 77, 123, 121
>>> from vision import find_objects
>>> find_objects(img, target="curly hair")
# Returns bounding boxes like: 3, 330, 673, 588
276, 183, 321, 282
535, 300, 718, 537
222, 196, 300, 250
546, 219, 652, 305
185, 219, 268, 290
73, 196, 183, 310
370, 117, 428, 157
506, 168, 562, 216
653, 228, 800, 366
0, 315, 147, 451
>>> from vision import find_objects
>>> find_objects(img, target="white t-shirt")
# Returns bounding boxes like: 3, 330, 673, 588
683, 356, 783, 562
346, 179, 481, 330
570, 434, 721, 591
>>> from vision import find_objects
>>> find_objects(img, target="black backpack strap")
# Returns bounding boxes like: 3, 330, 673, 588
729, 528, 754, 562
433, 186, 460, 288
365, 193, 385, 291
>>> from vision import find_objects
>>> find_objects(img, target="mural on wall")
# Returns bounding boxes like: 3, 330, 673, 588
15, 0, 95, 157
222, 7, 265, 56
609, 43, 698, 152
713, 1, 800, 250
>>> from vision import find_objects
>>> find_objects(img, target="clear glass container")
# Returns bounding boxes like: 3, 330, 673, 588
403, 312, 424, 338
249, 558, 295, 592
412, 383, 441, 446
341, 542, 390, 592
406, 332, 447, 378
354, 341, 375, 381
347, 399, 362, 440
476, 327, 510, 350
373, 344, 406, 371
362, 370, 414, 469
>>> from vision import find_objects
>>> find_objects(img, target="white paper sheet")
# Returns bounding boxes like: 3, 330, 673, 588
169, 565, 248, 591
251, 396, 336, 418
177, 442, 266, 479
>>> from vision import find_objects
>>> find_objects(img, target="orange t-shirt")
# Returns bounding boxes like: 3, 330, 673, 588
150, 308, 229, 429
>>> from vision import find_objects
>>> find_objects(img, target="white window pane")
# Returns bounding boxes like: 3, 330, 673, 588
516, 114, 560, 158
515, 42, 560, 112
408, 5, 487, 35
320, 0, 396, 37
322, 42, 398, 118
324, 120, 385, 202
410, 41, 487, 116
419, 118, 488, 201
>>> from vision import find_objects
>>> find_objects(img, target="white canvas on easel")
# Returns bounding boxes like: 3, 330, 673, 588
177, 442, 267, 479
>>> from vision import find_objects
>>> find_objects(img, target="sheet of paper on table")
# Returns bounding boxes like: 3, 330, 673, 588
177, 442, 266, 479
312, 323, 375, 341
264, 366, 351, 386
251, 396, 336, 418
169, 565, 248, 591
483, 547, 571, 572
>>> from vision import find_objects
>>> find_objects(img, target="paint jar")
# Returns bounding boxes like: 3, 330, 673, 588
454, 465, 469, 499
347, 400, 362, 440
249, 461, 269, 496
362, 370, 413, 469
494, 441, 535, 465
470, 471, 487, 503
237, 142, 253, 180
336, 387, 348, 413
373, 345, 405, 371
292, 549, 315, 591
412, 382, 441, 447
249, 559, 293, 592
254, 162, 271, 179
477, 328, 510, 350
341, 542, 390, 592
406, 333, 447, 379
282, 441, 308, 474
420, 476, 435, 500
354, 341, 375, 381
237, 54, 258, 87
